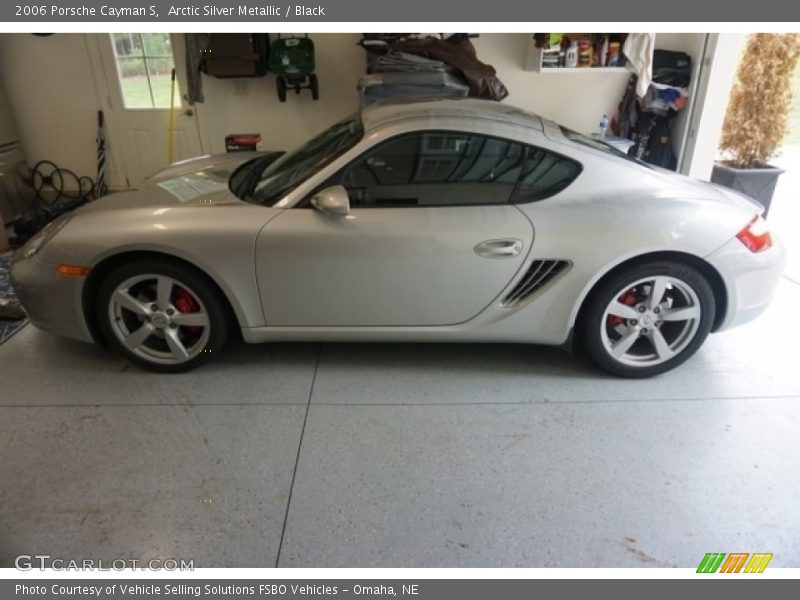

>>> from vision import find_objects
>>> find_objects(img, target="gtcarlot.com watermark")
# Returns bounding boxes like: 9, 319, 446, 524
14, 554, 194, 571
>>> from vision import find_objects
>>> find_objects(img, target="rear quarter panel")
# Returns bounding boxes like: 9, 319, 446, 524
509, 150, 758, 343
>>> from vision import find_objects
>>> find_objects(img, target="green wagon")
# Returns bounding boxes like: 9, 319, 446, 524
268, 34, 319, 102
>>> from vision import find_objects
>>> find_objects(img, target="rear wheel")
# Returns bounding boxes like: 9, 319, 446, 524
97, 260, 228, 373
581, 261, 715, 377
309, 74, 319, 100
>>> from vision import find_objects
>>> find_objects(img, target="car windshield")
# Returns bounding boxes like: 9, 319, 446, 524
559, 126, 651, 168
250, 115, 364, 205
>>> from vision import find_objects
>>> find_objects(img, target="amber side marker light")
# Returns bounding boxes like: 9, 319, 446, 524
56, 264, 92, 277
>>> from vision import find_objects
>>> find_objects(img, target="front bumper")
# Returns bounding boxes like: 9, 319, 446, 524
9, 251, 94, 343
706, 233, 787, 331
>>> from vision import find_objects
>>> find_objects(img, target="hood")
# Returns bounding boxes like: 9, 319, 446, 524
76, 152, 275, 212
145, 152, 263, 183
77, 188, 238, 214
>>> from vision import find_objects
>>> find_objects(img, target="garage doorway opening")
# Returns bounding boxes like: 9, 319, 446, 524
765, 41, 800, 287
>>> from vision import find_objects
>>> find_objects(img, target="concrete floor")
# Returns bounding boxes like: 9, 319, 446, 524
1, 158, 799, 568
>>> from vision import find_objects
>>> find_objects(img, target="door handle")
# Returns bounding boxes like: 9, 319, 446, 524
474, 239, 523, 258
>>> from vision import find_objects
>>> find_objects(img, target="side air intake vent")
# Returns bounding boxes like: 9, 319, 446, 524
502, 260, 571, 307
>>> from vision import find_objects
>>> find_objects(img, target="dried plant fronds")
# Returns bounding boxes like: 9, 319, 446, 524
719, 33, 800, 168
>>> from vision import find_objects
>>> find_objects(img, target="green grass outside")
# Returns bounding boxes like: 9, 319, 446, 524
120, 74, 180, 109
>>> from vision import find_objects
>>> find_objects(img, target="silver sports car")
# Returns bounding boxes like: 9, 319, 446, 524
11, 99, 785, 377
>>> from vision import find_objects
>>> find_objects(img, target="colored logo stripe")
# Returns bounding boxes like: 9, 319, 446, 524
744, 553, 773, 573
697, 553, 726, 573
697, 552, 773, 573
720, 553, 749, 573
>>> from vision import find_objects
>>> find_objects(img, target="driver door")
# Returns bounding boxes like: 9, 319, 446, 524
255, 131, 535, 327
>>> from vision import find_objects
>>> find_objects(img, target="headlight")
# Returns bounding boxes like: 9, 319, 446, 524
20, 214, 72, 258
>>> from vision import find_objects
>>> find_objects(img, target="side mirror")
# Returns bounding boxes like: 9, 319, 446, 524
311, 185, 350, 216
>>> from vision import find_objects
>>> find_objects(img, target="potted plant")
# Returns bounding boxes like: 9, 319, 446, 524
712, 33, 800, 216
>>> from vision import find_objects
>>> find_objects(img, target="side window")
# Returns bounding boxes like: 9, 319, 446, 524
316, 131, 581, 208
336, 132, 524, 207
512, 148, 581, 203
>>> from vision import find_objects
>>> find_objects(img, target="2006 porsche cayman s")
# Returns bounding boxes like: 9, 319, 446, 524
11, 99, 785, 377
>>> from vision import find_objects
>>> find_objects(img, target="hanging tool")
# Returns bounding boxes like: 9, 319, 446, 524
95, 110, 107, 197
167, 68, 177, 164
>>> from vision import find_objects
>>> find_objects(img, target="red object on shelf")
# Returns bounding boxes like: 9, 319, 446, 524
225, 133, 262, 152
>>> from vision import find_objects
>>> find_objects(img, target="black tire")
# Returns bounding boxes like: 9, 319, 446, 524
276, 77, 287, 102
580, 261, 715, 378
309, 74, 319, 100
96, 259, 229, 373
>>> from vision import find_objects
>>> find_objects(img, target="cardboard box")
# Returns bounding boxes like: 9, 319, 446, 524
225, 133, 262, 152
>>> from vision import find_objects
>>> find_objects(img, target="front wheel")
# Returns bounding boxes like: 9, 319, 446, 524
97, 260, 229, 373
581, 261, 715, 378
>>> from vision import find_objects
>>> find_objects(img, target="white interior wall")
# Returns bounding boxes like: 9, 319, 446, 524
0, 32, 715, 189
0, 34, 115, 185
196, 34, 364, 153
198, 33, 637, 151
474, 34, 631, 134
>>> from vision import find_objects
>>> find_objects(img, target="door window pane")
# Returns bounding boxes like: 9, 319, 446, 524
111, 33, 141, 57
110, 33, 180, 109
146, 58, 176, 108
142, 33, 173, 56
333, 132, 579, 208
339, 132, 522, 207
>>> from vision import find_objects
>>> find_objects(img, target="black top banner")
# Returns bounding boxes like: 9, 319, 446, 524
2, 0, 800, 22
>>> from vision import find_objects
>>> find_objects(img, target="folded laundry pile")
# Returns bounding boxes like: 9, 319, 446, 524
357, 34, 508, 106
644, 82, 689, 114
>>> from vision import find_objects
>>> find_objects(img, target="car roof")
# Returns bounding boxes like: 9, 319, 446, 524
360, 98, 545, 133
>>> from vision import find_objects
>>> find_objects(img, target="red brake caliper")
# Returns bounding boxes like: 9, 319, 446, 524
173, 286, 202, 335
608, 289, 637, 327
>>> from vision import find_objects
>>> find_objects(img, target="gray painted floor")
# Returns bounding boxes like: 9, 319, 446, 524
1, 160, 799, 568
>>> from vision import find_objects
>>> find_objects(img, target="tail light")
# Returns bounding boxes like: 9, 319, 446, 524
736, 215, 772, 253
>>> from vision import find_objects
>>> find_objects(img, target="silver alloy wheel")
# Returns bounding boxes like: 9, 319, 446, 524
600, 275, 702, 368
108, 274, 211, 365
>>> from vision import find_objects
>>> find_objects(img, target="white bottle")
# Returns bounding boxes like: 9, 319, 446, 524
565, 41, 578, 68
597, 114, 609, 138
